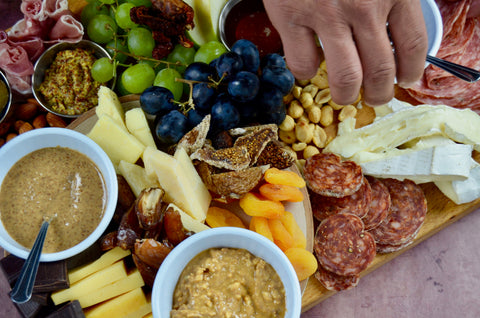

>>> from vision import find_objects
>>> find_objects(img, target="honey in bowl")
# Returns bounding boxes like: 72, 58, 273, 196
0, 146, 106, 253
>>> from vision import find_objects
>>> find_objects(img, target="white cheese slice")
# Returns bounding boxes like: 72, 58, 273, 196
435, 159, 480, 204
358, 143, 473, 183
142, 147, 211, 222
96, 86, 126, 129
166, 203, 210, 233
325, 104, 480, 159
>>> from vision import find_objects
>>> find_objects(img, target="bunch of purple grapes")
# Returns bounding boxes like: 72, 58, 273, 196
139, 39, 295, 147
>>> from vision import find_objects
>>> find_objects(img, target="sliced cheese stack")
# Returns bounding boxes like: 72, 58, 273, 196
324, 99, 480, 204
50, 247, 150, 317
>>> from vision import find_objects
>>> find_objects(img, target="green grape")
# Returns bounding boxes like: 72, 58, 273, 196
153, 68, 183, 101
127, 0, 152, 7
121, 63, 155, 94
115, 72, 131, 96
167, 44, 196, 74
115, 3, 138, 30
106, 39, 129, 64
98, 0, 115, 4
81, 1, 109, 27
194, 41, 227, 64
87, 14, 118, 44
91, 57, 115, 83
128, 27, 155, 58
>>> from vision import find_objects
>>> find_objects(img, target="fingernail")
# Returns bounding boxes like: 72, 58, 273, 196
398, 81, 415, 89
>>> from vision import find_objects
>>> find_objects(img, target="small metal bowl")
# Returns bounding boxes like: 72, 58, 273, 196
0, 69, 12, 124
32, 40, 114, 119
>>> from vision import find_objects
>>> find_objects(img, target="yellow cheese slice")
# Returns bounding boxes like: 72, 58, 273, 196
84, 287, 147, 318
125, 108, 157, 148
95, 86, 126, 129
118, 160, 160, 197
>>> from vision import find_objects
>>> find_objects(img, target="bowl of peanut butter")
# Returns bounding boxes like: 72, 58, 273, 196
151, 227, 302, 318
0, 127, 118, 262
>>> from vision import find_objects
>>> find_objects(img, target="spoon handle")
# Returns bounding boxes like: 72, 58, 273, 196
426, 55, 480, 83
10, 221, 50, 304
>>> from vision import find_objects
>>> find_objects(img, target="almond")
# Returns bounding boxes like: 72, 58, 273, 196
18, 122, 34, 134
46, 113, 67, 128
14, 120, 26, 132
6, 132, 17, 142
32, 114, 47, 129
14, 103, 38, 121
0, 121, 12, 136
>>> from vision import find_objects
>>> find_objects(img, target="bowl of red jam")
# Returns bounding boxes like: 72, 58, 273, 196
218, 0, 283, 57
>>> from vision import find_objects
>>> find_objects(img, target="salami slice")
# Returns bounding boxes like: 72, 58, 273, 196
310, 177, 372, 221
314, 265, 360, 291
304, 153, 364, 198
314, 213, 376, 276
369, 179, 427, 246
362, 176, 391, 231
375, 234, 416, 254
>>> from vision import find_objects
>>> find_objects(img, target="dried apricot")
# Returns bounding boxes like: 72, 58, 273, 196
259, 183, 304, 202
268, 219, 294, 251
239, 192, 285, 219
281, 211, 306, 249
284, 248, 318, 281
249, 216, 274, 242
264, 167, 306, 188
206, 206, 246, 229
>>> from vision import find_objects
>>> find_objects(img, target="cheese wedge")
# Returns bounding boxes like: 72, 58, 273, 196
118, 160, 160, 197
142, 146, 211, 221
96, 86, 126, 129
84, 287, 147, 318
358, 144, 473, 183
87, 114, 145, 167
125, 108, 157, 149
435, 159, 480, 204
167, 203, 210, 233
51, 261, 127, 305
68, 247, 131, 284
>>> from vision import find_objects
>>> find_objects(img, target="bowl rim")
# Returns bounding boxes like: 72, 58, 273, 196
0, 69, 12, 124
0, 127, 118, 262
31, 39, 113, 119
151, 227, 302, 318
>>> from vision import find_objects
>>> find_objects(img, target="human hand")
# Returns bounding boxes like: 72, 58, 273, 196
263, 0, 429, 106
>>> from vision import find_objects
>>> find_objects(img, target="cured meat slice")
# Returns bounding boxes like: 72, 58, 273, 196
304, 153, 364, 198
314, 213, 376, 276
362, 176, 391, 231
314, 265, 360, 291
369, 179, 427, 246
310, 177, 372, 221
375, 233, 416, 254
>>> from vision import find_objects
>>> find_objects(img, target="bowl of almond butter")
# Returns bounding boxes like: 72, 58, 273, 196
151, 227, 302, 318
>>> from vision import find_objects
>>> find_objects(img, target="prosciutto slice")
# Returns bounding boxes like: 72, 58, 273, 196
3, 0, 84, 94
406, 0, 480, 114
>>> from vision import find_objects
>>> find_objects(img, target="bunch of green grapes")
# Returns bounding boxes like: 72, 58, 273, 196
80, 0, 227, 97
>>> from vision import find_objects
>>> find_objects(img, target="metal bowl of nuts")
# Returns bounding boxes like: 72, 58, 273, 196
0, 69, 12, 124
31, 40, 114, 119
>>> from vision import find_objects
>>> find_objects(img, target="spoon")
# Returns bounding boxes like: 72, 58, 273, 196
426, 55, 480, 83
10, 219, 51, 304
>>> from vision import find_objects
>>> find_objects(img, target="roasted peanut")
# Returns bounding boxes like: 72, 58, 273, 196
320, 105, 334, 127
297, 113, 309, 124
287, 100, 304, 119
310, 72, 329, 89
338, 105, 358, 121
292, 85, 302, 99
307, 105, 321, 123
279, 115, 295, 132
320, 60, 328, 72
292, 142, 307, 152
328, 99, 345, 110
283, 93, 294, 104
299, 92, 313, 108
314, 88, 331, 105
302, 84, 319, 97
303, 145, 320, 159
279, 129, 296, 144
312, 125, 328, 148
296, 79, 310, 86
295, 121, 313, 144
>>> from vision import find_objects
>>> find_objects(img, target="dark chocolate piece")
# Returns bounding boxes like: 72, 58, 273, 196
0, 254, 69, 292
45, 301, 85, 318
14, 297, 43, 318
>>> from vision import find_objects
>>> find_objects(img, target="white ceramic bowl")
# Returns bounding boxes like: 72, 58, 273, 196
0, 128, 118, 262
151, 227, 302, 318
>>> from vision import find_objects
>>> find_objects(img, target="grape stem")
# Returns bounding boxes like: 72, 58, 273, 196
105, 45, 186, 69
